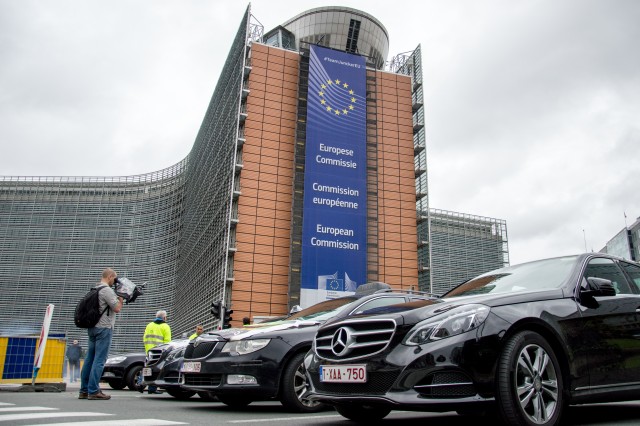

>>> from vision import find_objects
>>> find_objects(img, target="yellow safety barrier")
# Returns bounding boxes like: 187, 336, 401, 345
0, 335, 65, 384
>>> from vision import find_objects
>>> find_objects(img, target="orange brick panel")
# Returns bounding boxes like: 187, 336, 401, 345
264, 91, 283, 103
253, 243, 275, 256
250, 303, 274, 316
267, 47, 285, 57
252, 263, 274, 275
251, 292, 273, 303
266, 65, 285, 77
230, 300, 252, 312
270, 271, 289, 285
233, 269, 253, 281
271, 253, 289, 266
270, 291, 288, 305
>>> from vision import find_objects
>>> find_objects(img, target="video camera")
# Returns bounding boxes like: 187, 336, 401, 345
114, 277, 146, 304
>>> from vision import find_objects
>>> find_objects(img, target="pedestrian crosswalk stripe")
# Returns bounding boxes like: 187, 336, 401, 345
0, 406, 57, 412
0, 404, 13, 407
0, 411, 111, 422
24, 420, 188, 426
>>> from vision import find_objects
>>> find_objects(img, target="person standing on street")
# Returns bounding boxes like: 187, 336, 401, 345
79, 268, 123, 400
143, 310, 171, 394
66, 339, 83, 383
189, 325, 204, 340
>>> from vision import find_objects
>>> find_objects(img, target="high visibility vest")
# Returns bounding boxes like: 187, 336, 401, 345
143, 321, 171, 353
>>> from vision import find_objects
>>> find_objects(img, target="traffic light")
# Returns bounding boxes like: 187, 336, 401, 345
211, 301, 221, 319
223, 306, 233, 329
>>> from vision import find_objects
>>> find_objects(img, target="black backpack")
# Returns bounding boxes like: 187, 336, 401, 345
74, 286, 110, 328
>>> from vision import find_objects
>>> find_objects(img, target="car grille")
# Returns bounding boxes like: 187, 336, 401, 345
414, 371, 476, 398
184, 342, 218, 360
184, 373, 222, 387
315, 319, 396, 361
310, 370, 399, 395
146, 348, 164, 366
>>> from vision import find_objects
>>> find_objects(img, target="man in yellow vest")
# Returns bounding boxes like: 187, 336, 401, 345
189, 325, 204, 340
143, 310, 171, 394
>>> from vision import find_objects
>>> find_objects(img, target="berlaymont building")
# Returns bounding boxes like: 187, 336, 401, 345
0, 5, 508, 352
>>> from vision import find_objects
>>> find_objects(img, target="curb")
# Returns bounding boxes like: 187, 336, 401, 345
0, 383, 67, 392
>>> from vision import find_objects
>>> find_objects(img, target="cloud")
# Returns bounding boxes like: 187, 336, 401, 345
1, 0, 639, 265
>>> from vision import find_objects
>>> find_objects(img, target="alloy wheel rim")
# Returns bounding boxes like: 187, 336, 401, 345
515, 343, 559, 424
294, 362, 320, 408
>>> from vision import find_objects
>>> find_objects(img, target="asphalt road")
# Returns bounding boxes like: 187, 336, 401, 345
1, 384, 640, 425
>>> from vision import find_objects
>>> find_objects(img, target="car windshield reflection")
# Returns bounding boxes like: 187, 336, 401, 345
444, 255, 579, 298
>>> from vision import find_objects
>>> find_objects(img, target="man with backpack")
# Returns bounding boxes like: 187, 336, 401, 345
78, 268, 123, 401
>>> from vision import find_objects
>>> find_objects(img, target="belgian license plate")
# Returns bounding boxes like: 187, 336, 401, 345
320, 364, 367, 383
181, 361, 201, 373
142, 368, 152, 377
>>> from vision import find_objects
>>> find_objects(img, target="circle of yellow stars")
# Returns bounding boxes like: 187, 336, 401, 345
318, 79, 356, 117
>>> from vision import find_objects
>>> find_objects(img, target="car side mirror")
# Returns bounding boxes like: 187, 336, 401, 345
289, 305, 302, 314
582, 277, 617, 298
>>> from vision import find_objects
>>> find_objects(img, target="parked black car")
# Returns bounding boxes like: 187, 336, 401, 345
181, 283, 436, 412
142, 339, 195, 398
102, 352, 146, 391
304, 253, 640, 425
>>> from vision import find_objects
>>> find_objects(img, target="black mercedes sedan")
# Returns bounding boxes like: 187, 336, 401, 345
180, 284, 436, 412
304, 253, 640, 425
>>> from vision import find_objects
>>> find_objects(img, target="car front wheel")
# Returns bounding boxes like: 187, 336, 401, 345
280, 352, 324, 413
496, 330, 564, 426
126, 365, 145, 392
335, 404, 391, 422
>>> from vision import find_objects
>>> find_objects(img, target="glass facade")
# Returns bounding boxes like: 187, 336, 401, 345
281, 6, 389, 70
599, 216, 639, 262
426, 209, 509, 295
0, 163, 186, 353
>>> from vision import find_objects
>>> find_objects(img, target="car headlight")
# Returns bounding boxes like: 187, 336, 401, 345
221, 339, 271, 356
405, 304, 490, 345
105, 356, 127, 365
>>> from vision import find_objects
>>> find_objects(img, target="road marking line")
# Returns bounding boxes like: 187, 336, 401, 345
0, 406, 57, 412
229, 414, 342, 423
0, 412, 111, 422
24, 419, 188, 426
0, 404, 13, 407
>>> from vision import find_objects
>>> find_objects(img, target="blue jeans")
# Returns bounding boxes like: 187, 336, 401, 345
80, 327, 112, 395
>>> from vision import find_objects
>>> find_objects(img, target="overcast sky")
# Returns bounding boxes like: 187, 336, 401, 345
1, 0, 639, 265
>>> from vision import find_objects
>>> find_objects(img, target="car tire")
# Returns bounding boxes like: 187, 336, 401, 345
106, 380, 126, 390
335, 404, 391, 422
217, 395, 252, 408
126, 365, 145, 392
166, 388, 196, 400
496, 330, 564, 426
279, 352, 325, 413
197, 391, 218, 401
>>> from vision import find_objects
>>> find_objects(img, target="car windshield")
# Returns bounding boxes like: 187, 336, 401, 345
444, 255, 579, 298
285, 297, 359, 322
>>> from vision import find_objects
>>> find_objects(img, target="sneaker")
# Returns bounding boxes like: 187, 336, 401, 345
88, 392, 111, 400
78, 392, 88, 399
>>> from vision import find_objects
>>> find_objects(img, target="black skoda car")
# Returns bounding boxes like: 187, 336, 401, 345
142, 339, 196, 399
180, 283, 435, 412
305, 254, 640, 425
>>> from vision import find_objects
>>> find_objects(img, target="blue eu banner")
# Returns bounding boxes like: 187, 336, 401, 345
300, 45, 367, 307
